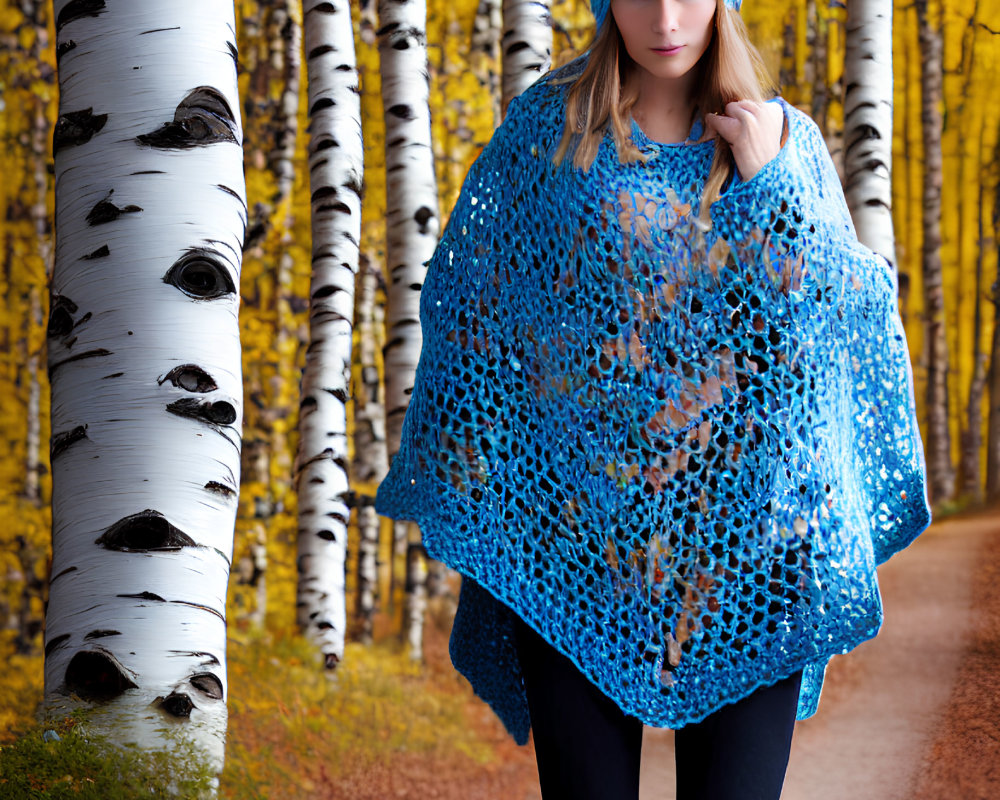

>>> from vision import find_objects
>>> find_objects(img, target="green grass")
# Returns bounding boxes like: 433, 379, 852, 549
0, 715, 218, 800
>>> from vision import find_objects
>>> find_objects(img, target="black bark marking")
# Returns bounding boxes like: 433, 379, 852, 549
47, 295, 78, 338
345, 174, 363, 196
169, 651, 220, 666
138, 26, 180, 35
136, 87, 238, 149
53, 108, 107, 154
204, 481, 237, 499
310, 97, 335, 115
117, 591, 166, 602
324, 387, 349, 403
131, 170, 165, 175
310, 285, 342, 300
64, 650, 138, 702
414, 206, 434, 233
159, 692, 195, 718
159, 365, 217, 393
216, 184, 244, 204
97, 510, 197, 552
163, 251, 236, 299
317, 530, 336, 541
102, 372, 124, 379
388, 103, 415, 121
56, 40, 77, 60
227, 41, 238, 64
169, 599, 225, 622
45, 633, 71, 657
51, 425, 88, 459
167, 398, 238, 426
82, 245, 110, 260
318, 201, 351, 214
84, 629, 122, 640
51, 566, 77, 582
308, 45, 335, 59
189, 672, 224, 699
325, 652, 340, 670
56, 0, 106, 31
49, 348, 112, 375
86, 192, 142, 225
309, 2, 338, 13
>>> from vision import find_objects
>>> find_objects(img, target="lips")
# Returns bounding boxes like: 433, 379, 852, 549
651, 44, 684, 55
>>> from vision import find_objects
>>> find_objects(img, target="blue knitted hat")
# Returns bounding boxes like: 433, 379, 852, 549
592, 0, 742, 31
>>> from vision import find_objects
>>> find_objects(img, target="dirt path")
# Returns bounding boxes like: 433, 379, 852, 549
323, 512, 1000, 799
639, 512, 999, 799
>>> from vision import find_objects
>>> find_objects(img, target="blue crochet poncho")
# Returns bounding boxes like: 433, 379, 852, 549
375, 60, 931, 745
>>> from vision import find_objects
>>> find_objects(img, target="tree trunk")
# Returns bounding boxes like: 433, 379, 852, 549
45, 0, 246, 779
986, 138, 1000, 500
472, 0, 503, 128
963, 174, 987, 502
353, 251, 389, 644
501, 0, 552, 118
377, 0, 440, 661
843, 0, 896, 266
915, 0, 953, 504
267, 0, 301, 559
294, 0, 364, 671
958, 15, 984, 502
26, 15, 53, 504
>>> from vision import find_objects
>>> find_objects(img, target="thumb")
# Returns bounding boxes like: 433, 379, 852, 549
704, 112, 740, 144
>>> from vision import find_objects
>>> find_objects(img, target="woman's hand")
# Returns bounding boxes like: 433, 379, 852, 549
704, 100, 784, 182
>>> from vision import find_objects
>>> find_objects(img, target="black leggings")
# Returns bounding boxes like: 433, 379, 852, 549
512, 615, 802, 800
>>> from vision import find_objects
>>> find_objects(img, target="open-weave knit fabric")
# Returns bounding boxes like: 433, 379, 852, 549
375, 60, 931, 745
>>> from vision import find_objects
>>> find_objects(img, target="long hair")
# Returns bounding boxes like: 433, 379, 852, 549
553, 0, 776, 221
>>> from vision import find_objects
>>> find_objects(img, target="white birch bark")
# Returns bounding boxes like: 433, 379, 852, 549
915, 0, 953, 503
501, 0, 552, 118
843, 0, 896, 267
44, 0, 246, 779
353, 252, 388, 644
26, 0, 53, 505
472, 0, 502, 127
294, 0, 363, 670
377, 0, 440, 661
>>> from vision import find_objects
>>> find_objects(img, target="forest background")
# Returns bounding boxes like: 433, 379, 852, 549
0, 0, 999, 796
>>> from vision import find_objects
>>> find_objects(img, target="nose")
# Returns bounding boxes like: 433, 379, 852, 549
651, 0, 680, 33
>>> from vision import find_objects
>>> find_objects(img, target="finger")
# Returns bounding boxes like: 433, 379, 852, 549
724, 100, 757, 120
734, 99, 764, 115
704, 112, 741, 143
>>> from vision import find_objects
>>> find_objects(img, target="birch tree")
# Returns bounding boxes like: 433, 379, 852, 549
353, 251, 389, 644
501, 0, 552, 118
24, 0, 53, 508
294, 0, 364, 670
44, 0, 245, 776
915, 0, 954, 503
377, 0, 440, 660
986, 138, 1000, 501
472, 0, 503, 126
843, 0, 895, 266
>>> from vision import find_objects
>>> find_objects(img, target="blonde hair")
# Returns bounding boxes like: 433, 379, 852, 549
553, 0, 775, 221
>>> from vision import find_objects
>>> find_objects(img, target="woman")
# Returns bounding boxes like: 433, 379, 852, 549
376, 0, 931, 797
